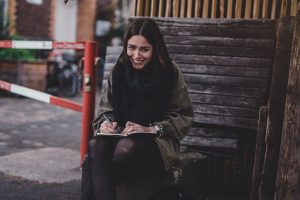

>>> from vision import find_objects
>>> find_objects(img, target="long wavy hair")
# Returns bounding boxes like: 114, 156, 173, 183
118, 18, 172, 69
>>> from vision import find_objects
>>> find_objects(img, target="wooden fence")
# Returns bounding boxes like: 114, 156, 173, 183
131, 0, 298, 19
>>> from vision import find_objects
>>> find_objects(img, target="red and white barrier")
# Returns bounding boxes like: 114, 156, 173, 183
0, 40, 85, 50
0, 80, 82, 112
0, 40, 98, 164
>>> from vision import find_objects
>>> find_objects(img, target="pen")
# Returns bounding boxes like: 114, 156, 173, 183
103, 114, 113, 125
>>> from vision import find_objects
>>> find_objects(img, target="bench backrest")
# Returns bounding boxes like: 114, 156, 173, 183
103, 17, 276, 150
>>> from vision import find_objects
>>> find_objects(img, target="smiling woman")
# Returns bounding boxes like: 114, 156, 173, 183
127, 35, 153, 70
88, 18, 194, 200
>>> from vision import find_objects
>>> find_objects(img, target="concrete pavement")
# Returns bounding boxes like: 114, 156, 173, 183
0, 96, 84, 199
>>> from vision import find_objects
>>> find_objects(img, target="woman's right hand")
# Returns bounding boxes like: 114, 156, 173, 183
99, 121, 118, 133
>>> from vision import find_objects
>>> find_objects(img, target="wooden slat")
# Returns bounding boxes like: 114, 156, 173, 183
192, 104, 258, 119
235, 0, 243, 18
220, 0, 225, 18
245, 0, 252, 18
186, 83, 267, 98
181, 136, 238, 149
182, 73, 268, 88
203, 0, 209, 18
180, 0, 186, 18
136, 0, 143, 16
105, 53, 273, 68
262, 0, 269, 18
158, 0, 164, 17
195, 0, 201, 18
150, 0, 157, 17
144, 0, 151, 16
227, 0, 233, 18
165, 0, 172, 17
159, 26, 276, 39
179, 63, 270, 78
173, 0, 180, 17
164, 36, 275, 48
187, 0, 193, 18
193, 113, 258, 129
144, 16, 275, 27
253, 0, 261, 18
166, 44, 274, 58
131, 0, 137, 16
189, 93, 264, 108
186, 127, 241, 138
211, 0, 217, 18
280, 0, 288, 17
171, 54, 272, 68
271, 0, 277, 19
291, 0, 298, 16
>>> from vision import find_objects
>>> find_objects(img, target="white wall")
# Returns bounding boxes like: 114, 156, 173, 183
54, 0, 78, 42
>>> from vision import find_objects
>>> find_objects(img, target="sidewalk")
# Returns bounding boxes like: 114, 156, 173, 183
0, 96, 84, 200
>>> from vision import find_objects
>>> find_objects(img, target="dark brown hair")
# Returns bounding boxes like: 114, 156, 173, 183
119, 18, 171, 68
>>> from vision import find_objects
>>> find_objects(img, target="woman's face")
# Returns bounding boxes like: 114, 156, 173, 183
127, 35, 153, 70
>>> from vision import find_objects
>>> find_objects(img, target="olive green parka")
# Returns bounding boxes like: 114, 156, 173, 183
92, 62, 193, 170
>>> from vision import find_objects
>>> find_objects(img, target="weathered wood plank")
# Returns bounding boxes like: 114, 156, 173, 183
271, 0, 277, 19
183, 73, 268, 88
106, 45, 274, 58
187, 127, 241, 138
192, 104, 259, 119
251, 106, 268, 200
194, 113, 258, 129
253, 0, 260, 19
245, 0, 252, 18
130, 16, 276, 28
275, 6, 300, 199
105, 54, 272, 67
150, 0, 157, 17
258, 16, 295, 200
173, 0, 180, 17
180, 64, 270, 78
159, 26, 276, 39
180, 0, 186, 18
171, 54, 272, 67
164, 36, 275, 48
235, 0, 243, 19
180, 136, 238, 149
203, 0, 209, 18
227, 0, 233, 18
167, 45, 274, 58
189, 93, 264, 108
186, 83, 267, 98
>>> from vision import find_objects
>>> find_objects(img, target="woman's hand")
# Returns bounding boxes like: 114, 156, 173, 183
99, 121, 118, 133
122, 121, 156, 136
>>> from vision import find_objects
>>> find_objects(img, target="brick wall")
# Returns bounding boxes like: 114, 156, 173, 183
77, 0, 97, 41
15, 0, 52, 39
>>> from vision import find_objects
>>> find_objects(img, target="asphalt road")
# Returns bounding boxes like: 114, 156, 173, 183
0, 95, 84, 200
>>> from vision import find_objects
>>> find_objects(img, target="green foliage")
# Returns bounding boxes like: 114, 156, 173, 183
0, 34, 37, 61
0, 48, 36, 61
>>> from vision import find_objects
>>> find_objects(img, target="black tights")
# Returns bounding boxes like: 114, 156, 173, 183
88, 136, 165, 200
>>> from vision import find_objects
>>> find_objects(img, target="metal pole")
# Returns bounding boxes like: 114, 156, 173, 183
80, 41, 98, 165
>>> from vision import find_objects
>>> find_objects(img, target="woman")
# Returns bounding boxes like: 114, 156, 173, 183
88, 18, 193, 200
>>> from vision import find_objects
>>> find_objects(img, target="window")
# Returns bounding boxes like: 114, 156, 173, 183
26, 0, 43, 5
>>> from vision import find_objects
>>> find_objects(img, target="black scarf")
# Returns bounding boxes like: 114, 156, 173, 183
112, 58, 175, 127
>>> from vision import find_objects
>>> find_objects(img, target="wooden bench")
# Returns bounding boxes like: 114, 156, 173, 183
82, 17, 277, 199
104, 16, 275, 159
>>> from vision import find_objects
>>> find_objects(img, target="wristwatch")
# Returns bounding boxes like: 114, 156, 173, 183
153, 122, 163, 137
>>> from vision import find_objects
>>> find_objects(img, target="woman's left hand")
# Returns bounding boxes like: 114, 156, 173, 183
122, 121, 156, 136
